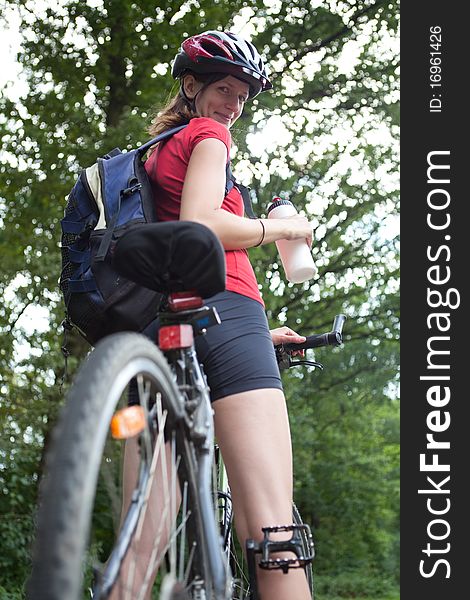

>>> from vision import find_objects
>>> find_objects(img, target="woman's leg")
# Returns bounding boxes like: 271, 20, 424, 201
214, 388, 311, 600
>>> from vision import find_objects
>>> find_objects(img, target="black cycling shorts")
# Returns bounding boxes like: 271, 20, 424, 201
194, 290, 283, 401
140, 290, 283, 403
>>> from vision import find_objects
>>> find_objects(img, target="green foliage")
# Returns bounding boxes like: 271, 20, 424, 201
314, 569, 397, 598
0, 512, 33, 591
285, 337, 399, 580
0, 0, 399, 595
0, 586, 26, 600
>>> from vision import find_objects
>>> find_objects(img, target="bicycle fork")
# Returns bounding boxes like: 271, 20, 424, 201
245, 523, 314, 600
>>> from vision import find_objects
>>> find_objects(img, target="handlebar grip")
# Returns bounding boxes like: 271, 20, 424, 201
282, 314, 346, 351
332, 314, 346, 336
283, 333, 328, 351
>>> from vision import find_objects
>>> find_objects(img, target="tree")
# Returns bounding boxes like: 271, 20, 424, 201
0, 0, 399, 595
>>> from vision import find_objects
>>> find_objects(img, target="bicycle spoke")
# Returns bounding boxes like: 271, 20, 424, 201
170, 432, 178, 575
122, 395, 168, 598
179, 481, 189, 581
124, 394, 194, 600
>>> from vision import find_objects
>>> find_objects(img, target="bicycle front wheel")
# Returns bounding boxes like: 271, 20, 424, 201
28, 332, 211, 600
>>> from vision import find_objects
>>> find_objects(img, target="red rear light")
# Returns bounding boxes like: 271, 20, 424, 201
159, 324, 194, 350
168, 291, 203, 312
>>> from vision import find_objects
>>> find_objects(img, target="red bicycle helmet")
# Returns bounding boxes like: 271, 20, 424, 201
172, 30, 272, 99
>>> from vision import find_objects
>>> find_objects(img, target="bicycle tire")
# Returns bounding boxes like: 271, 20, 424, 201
28, 332, 211, 600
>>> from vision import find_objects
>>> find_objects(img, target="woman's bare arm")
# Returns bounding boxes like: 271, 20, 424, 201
180, 138, 313, 250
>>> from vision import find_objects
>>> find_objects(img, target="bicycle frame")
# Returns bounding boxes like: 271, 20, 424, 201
160, 314, 232, 600
185, 350, 231, 599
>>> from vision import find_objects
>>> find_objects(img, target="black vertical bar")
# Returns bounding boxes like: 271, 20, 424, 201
401, 2, 468, 599
245, 539, 260, 599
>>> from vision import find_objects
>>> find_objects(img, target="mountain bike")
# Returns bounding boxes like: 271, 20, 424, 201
28, 290, 345, 600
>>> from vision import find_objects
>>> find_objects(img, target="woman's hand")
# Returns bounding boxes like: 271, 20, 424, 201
282, 215, 314, 247
270, 326, 306, 357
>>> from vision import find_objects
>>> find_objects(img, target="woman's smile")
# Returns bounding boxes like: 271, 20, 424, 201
213, 112, 233, 126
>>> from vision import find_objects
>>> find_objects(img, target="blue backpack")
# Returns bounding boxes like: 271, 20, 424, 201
60, 124, 255, 345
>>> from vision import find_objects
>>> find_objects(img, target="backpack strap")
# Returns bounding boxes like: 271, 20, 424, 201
225, 163, 257, 219
94, 124, 191, 263
138, 124, 189, 156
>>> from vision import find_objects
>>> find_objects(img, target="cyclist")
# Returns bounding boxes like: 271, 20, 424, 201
114, 30, 313, 600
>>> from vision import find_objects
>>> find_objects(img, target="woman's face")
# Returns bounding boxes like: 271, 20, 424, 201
184, 75, 250, 129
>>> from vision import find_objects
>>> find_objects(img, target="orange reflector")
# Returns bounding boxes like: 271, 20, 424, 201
159, 324, 194, 350
111, 405, 146, 439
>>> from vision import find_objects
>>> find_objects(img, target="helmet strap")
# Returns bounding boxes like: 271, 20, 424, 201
179, 83, 197, 112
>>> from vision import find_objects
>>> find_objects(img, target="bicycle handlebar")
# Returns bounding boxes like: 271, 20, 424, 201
275, 314, 346, 371
281, 314, 346, 352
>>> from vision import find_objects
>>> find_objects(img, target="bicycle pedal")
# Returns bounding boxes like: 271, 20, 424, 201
259, 556, 311, 574
257, 523, 314, 573
262, 523, 305, 534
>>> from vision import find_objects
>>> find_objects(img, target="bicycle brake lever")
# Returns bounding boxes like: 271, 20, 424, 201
276, 344, 324, 370
289, 360, 324, 370
275, 347, 291, 371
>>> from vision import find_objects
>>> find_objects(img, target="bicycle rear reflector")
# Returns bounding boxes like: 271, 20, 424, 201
159, 324, 194, 350
168, 291, 203, 311
111, 405, 146, 439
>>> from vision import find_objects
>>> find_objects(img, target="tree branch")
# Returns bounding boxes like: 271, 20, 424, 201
284, 0, 388, 70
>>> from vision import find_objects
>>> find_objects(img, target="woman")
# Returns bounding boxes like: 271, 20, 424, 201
115, 31, 313, 600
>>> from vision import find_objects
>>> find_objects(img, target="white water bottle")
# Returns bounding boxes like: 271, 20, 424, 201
267, 197, 317, 283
